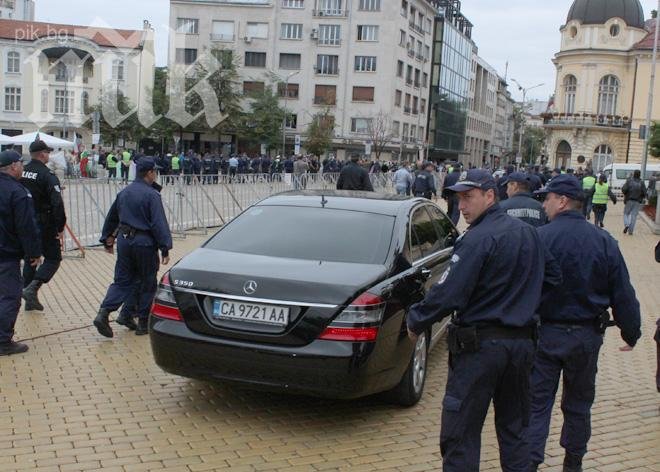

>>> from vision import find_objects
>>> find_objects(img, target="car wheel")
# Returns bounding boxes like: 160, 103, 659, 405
389, 330, 428, 407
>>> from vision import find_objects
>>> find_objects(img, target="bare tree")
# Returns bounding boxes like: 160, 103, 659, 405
366, 111, 395, 161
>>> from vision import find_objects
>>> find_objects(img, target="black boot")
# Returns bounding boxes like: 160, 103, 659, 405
135, 317, 149, 336
22, 280, 44, 311
563, 453, 583, 472
116, 313, 137, 331
0, 340, 29, 356
93, 308, 114, 338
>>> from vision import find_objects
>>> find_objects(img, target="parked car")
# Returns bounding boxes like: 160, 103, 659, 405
601, 163, 660, 197
150, 191, 459, 405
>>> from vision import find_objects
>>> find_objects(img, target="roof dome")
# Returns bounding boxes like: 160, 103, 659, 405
567, 0, 645, 29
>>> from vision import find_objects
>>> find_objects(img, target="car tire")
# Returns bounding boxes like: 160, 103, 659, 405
388, 330, 429, 407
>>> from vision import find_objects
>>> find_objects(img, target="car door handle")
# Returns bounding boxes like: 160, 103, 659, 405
420, 267, 432, 280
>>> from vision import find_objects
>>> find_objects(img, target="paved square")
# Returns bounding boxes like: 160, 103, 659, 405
1, 204, 658, 471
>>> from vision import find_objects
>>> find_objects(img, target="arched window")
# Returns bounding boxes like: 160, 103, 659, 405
41, 89, 48, 113
563, 75, 577, 114
597, 75, 619, 116
6, 51, 20, 73
593, 144, 613, 172
81, 91, 89, 113
55, 62, 67, 81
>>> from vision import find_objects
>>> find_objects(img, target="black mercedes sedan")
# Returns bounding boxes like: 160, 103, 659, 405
150, 191, 459, 405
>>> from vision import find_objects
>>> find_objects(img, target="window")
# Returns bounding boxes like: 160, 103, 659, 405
399, 30, 406, 47
411, 125, 416, 139
598, 75, 618, 115
426, 18, 432, 33
212, 21, 234, 41
4, 87, 20, 111
316, 54, 339, 75
318, 0, 343, 15
351, 117, 372, 134
54, 90, 73, 114
422, 72, 428, 87
281, 23, 303, 40
352, 86, 374, 102
412, 96, 418, 114
397, 60, 404, 77
40, 89, 48, 113
357, 25, 378, 41
414, 68, 420, 87
243, 81, 265, 96
401, 0, 408, 17
593, 144, 613, 172
6, 51, 19, 73
176, 18, 199, 34
420, 98, 426, 113
81, 91, 89, 113
112, 59, 125, 80
354, 56, 377, 72
426, 205, 458, 250
424, 45, 430, 60
278, 82, 299, 99
563, 75, 577, 114
282, 0, 304, 7
245, 51, 267, 68
314, 84, 336, 105
55, 62, 68, 81
175, 48, 197, 65
404, 94, 411, 113
358, 0, 380, 11
285, 114, 297, 129
392, 121, 400, 137
246, 22, 268, 39
409, 207, 441, 261
402, 123, 409, 140
319, 25, 341, 45
279, 53, 301, 69
406, 65, 413, 85
610, 24, 620, 37
395, 90, 402, 107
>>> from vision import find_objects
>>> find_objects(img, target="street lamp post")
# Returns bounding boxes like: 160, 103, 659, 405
512, 79, 544, 168
281, 71, 299, 157
641, 0, 659, 182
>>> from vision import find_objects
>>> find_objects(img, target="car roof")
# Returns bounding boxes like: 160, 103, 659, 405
257, 190, 422, 216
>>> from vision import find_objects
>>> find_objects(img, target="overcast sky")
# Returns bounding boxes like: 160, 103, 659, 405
35, 0, 658, 102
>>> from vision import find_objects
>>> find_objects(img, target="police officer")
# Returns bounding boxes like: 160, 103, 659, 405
499, 172, 547, 227
407, 169, 560, 472
93, 158, 173, 337
528, 175, 641, 472
20, 139, 67, 312
0, 151, 42, 355
442, 166, 461, 225
412, 162, 437, 199
336, 154, 374, 191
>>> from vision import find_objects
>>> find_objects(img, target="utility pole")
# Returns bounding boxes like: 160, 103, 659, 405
641, 1, 659, 182
512, 79, 544, 170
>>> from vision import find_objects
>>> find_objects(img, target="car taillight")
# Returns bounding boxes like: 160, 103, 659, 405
151, 272, 183, 321
318, 292, 385, 342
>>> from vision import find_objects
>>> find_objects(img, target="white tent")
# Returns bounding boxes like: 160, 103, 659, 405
3, 131, 75, 149
0, 133, 15, 145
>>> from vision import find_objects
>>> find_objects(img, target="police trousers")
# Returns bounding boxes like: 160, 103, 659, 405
441, 338, 534, 472
100, 239, 159, 321
0, 260, 22, 343
23, 226, 61, 286
527, 324, 603, 465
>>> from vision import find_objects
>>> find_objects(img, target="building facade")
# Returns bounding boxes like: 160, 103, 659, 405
0, 19, 155, 149
491, 76, 515, 166
464, 52, 498, 167
169, 0, 437, 161
0, 0, 34, 21
544, 0, 659, 171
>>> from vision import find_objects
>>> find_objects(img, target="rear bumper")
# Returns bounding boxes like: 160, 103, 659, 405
149, 317, 405, 399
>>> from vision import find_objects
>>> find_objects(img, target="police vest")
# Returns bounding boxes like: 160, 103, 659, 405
122, 152, 131, 164
582, 176, 596, 190
171, 157, 180, 170
592, 183, 609, 205
107, 155, 117, 168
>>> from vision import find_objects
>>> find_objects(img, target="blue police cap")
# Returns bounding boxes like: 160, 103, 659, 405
446, 169, 497, 193
0, 150, 21, 167
136, 157, 156, 173
504, 172, 530, 185
534, 174, 584, 201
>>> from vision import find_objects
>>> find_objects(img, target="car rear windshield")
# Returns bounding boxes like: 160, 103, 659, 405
205, 205, 395, 264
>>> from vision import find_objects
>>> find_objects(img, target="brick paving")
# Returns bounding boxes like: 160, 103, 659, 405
1, 203, 658, 472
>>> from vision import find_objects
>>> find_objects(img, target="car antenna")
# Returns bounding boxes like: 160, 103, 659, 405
321, 194, 328, 208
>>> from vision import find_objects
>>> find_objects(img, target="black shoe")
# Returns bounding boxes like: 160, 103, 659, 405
135, 318, 149, 336
116, 313, 137, 330
0, 341, 29, 356
93, 308, 114, 338
623, 226, 629, 234
563, 453, 583, 472
22, 280, 44, 311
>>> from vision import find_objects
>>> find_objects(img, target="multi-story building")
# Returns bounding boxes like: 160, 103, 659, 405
0, 18, 155, 149
543, 0, 659, 171
0, 0, 34, 21
491, 76, 515, 167
464, 52, 498, 167
169, 0, 437, 160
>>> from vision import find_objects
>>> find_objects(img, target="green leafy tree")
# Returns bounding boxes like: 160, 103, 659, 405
649, 121, 660, 158
522, 126, 546, 164
239, 85, 286, 152
84, 87, 145, 148
305, 110, 334, 158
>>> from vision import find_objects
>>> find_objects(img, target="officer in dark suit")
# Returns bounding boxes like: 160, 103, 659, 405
20, 139, 67, 312
499, 172, 547, 227
407, 169, 560, 472
0, 151, 42, 356
336, 153, 374, 191
441, 166, 461, 225
528, 175, 641, 472
412, 162, 437, 199
93, 158, 173, 337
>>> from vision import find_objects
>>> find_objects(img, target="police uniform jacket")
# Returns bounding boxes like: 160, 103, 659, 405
408, 204, 560, 334
0, 173, 41, 261
412, 171, 437, 196
100, 179, 173, 257
537, 210, 641, 346
499, 192, 547, 227
336, 162, 374, 191
441, 171, 461, 199
20, 159, 66, 233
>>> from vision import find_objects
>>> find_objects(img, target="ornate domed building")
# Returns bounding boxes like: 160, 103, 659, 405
543, 0, 659, 171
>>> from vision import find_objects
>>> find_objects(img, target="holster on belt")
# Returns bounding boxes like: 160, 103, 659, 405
595, 310, 615, 335
118, 224, 138, 240
447, 324, 479, 355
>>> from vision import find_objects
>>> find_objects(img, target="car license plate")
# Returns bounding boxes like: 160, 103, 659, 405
212, 299, 290, 326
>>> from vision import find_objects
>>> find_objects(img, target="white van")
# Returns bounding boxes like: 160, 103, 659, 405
601, 163, 660, 196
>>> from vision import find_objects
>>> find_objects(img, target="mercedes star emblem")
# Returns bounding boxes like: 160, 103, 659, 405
243, 280, 258, 295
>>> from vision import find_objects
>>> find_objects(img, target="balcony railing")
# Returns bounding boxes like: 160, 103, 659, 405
318, 38, 342, 46
314, 97, 336, 105
542, 113, 631, 129
210, 33, 234, 42
314, 66, 339, 75
313, 9, 348, 17
404, 106, 411, 114
407, 49, 415, 58
409, 21, 425, 35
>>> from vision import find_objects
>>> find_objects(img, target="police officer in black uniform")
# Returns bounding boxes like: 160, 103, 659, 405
93, 158, 173, 337
528, 175, 641, 472
499, 172, 547, 227
412, 161, 438, 199
0, 150, 42, 355
407, 169, 560, 472
336, 153, 374, 191
20, 139, 67, 312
